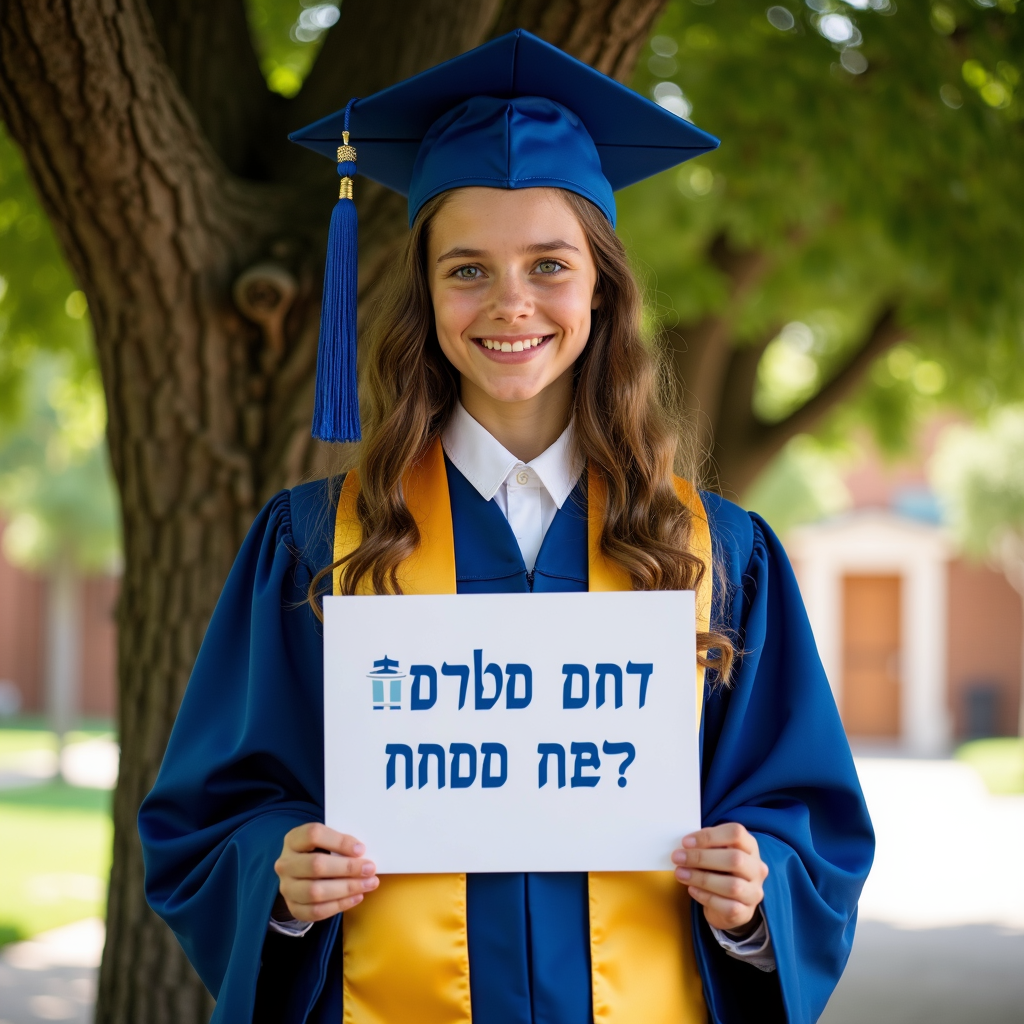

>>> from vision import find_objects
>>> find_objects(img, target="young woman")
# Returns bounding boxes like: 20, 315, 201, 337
139, 30, 873, 1024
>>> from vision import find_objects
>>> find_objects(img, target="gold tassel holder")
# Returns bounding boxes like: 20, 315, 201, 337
338, 130, 357, 200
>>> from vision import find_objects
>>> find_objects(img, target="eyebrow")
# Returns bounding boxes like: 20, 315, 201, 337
435, 240, 582, 263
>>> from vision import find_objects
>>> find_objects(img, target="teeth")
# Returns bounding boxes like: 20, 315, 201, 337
480, 336, 546, 351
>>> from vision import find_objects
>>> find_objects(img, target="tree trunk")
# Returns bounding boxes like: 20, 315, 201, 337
0, 0, 668, 1019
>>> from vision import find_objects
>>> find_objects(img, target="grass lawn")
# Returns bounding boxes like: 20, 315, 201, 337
0, 721, 114, 948
955, 737, 1024, 795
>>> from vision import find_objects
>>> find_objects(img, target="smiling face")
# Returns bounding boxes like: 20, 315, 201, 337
427, 187, 600, 415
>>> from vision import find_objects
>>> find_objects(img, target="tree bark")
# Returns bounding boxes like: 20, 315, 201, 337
0, 0, 668, 1019
145, 0, 277, 178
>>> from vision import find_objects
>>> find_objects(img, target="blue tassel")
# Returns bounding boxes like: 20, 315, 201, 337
312, 104, 361, 443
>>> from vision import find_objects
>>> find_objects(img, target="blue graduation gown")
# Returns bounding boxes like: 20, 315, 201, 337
138, 462, 873, 1024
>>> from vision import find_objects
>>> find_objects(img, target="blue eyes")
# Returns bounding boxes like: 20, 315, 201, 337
450, 260, 564, 280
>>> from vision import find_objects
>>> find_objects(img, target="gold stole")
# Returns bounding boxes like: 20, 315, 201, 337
333, 438, 711, 1024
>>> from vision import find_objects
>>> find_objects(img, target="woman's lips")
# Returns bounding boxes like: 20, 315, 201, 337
472, 335, 553, 361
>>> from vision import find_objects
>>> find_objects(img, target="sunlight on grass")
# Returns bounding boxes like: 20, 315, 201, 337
0, 782, 112, 947
955, 738, 1024, 795
0, 724, 114, 948
0, 728, 58, 757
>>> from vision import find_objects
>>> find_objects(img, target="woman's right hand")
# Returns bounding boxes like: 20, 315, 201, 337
274, 822, 379, 921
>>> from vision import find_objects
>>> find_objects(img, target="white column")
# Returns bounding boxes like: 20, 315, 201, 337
902, 557, 951, 756
45, 563, 81, 745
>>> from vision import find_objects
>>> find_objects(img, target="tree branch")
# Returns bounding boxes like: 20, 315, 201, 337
665, 234, 773, 434
490, 0, 669, 75
284, 0, 669, 179
0, 0, 261, 281
758, 306, 906, 449
713, 305, 907, 496
145, 0, 277, 178
714, 324, 778, 432
289, 0, 502, 150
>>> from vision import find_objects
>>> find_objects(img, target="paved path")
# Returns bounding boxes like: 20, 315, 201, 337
0, 919, 101, 1024
822, 921, 1024, 1024
1, 757, 1021, 1022
821, 757, 1024, 1023
1, 738, 114, 1024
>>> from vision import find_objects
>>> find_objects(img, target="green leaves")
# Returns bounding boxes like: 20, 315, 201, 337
2, 0, 1023, 523
931, 407, 1024, 562
0, 352, 120, 574
619, 0, 1024, 453
245, 0, 337, 96
0, 125, 93, 430
0, 126, 118, 572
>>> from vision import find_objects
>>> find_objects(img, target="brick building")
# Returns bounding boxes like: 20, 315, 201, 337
2, 431, 1020, 747
0, 519, 118, 721
787, 432, 1022, 753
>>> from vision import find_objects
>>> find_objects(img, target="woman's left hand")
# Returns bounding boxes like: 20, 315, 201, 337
672, 823, 769, 936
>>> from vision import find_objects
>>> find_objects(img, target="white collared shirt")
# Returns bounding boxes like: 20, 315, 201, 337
271, 404, 776, 971
441, 402, 582, 572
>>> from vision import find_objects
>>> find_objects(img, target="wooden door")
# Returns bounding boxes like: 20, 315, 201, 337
842, 574, 901, 737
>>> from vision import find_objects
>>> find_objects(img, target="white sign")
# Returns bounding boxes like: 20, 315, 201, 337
323, 591, 699, 873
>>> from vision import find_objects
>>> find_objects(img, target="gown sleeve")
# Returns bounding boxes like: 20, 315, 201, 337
138, 480, 344, 1024
695, 494, 875, 1024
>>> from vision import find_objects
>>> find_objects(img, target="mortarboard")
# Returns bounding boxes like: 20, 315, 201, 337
290, 29, 719, 443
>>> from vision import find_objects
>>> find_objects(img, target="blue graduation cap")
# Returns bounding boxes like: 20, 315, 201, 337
290, 29, 719, 443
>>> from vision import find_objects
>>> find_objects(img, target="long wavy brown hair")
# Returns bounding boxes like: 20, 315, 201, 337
309, 188, 733, 682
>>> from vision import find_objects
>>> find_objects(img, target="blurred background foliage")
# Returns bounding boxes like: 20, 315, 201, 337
0, 123, 94, 428
1, 0, 1022, 549
245, 0, 338, 98
621, 0, 1024, 453
0, 125, 119, 574
0, 354, 120, 573
932, 406, 1024, 587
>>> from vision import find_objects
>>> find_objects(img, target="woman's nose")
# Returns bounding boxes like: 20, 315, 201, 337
488, 271, 533, 322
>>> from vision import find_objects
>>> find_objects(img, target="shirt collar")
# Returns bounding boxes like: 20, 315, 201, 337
441, 402, 582, 508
